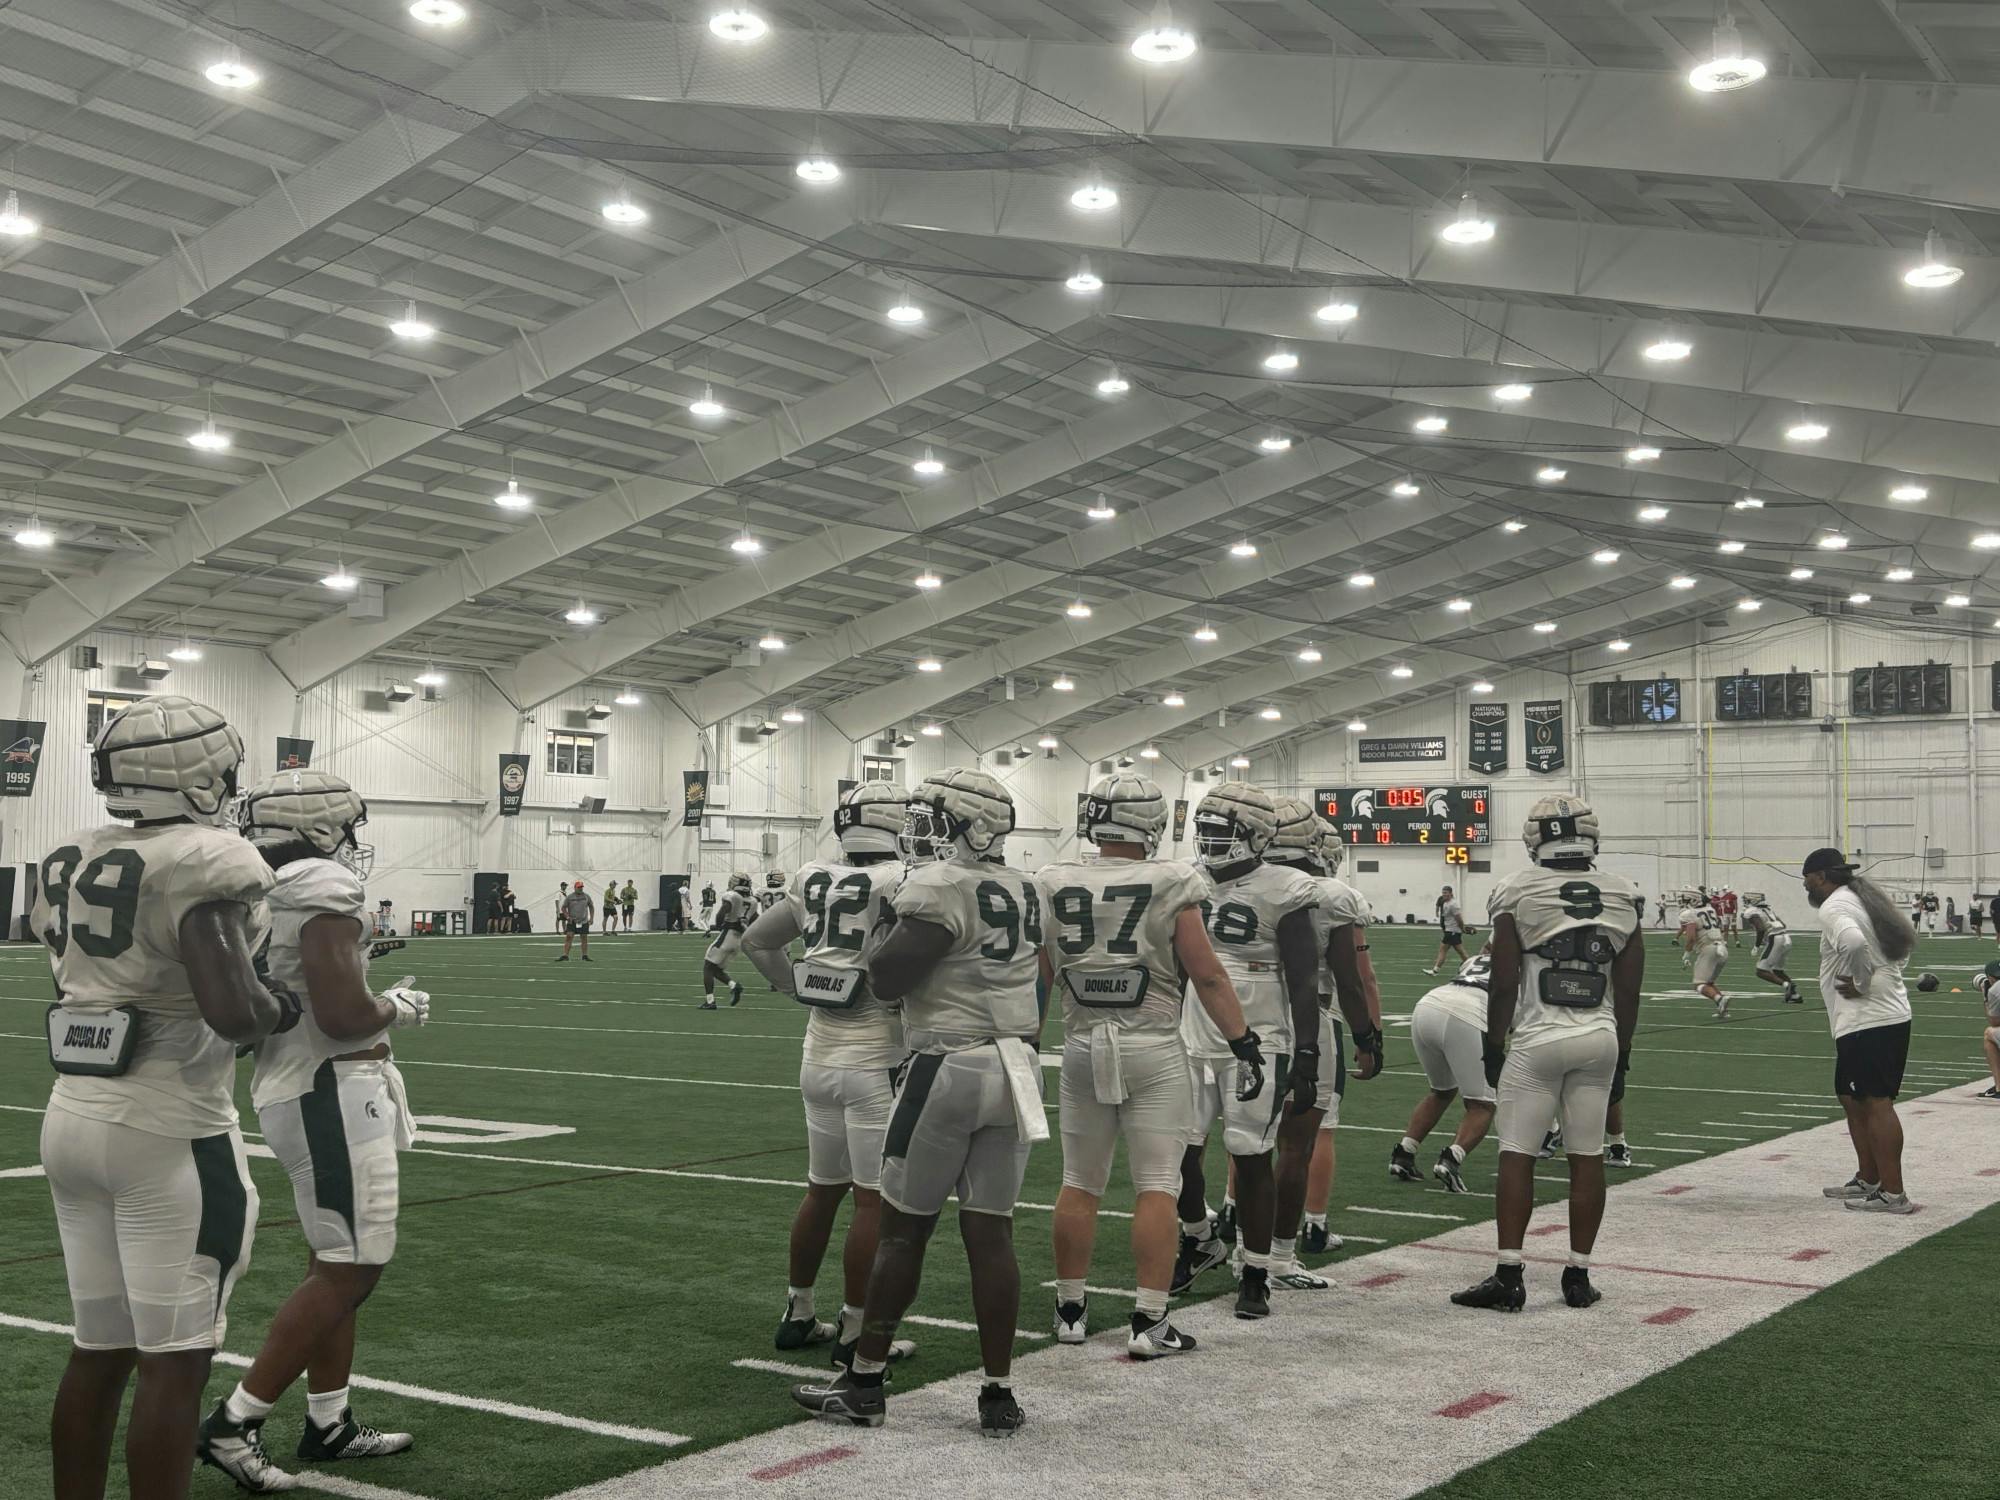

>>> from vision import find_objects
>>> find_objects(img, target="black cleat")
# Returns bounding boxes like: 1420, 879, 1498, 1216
1433, 1150, 1470, 1193
791, 1368, 885, 1427
698, 999, 718, 1010
554, 955, 568, 963
581, 954, 593, 962
1234, 1265, 1271, 1320
296, 1410, 413, 1461
1976, 1085, 2000, 1100
1561, 1267, 1602, 1308
1451, 1272, 1526, 1312
1214, 1202, 1238, 1249
1053, 1297, 1088, 1345
1389, 1144, 1422, 1182
1171, 1232, 1228, 1294
1300, 1222, 1339, 1255
775, 1310, 837, 1351
729, 983, 744, 1007
1127, 1311, 1196, 1359
1605, 1142, 1635, 1169
977, 1382, 1025, 1438
195, 1403, 297, 1492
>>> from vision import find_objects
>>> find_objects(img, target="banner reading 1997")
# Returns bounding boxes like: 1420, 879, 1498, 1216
498, 753, 530, 817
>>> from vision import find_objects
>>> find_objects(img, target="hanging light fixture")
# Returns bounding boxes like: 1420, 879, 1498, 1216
911, 449, 946, 477
601, 193, 647, 226
1193, 622, 1218, 643
168, 639, 203, 663
0, 190, 37, 239
14, 515, 54, 550
914, 568, 942, 591
322, 563, 359, 592
1903, 229, 1964, 289
689, 385, 726, 419
1052, 674, 1076, 692
1095, 368, 1130, 396
709, 8, 770, 41
1315, 298, 1358, 324
1439, 192, 1495, 244
1261, 347, 1299, 373
730, 531, 763, 555
1065, 257, 1103, 293
204, 51, 261, 89
1688, 14, 1767, 91
1130, 15, 1196, 62
1065, 599, 1093, 618
566, 600, 600, 625
409, 0, 468, 24
389, 301, 435, 340
616, 687, 643, 706
1643, 331, 1693, 362
795, 157, 841, 184
1296, 644, 1322, 663
1070, 181, 1119, 212
1085, 495, 1117, 520
415, 664, 446, 686
1493, 382, 1533, 403
1162, 691, 1186, 707
1413, 414, 1449, 434
885, 293, 924, 324
493, 478, 532, 509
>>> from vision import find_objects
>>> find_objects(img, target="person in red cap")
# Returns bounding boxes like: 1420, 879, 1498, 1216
1801, 848, 1915, 1213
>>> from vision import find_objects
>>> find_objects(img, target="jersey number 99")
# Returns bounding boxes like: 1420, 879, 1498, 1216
39, 847, 145, 960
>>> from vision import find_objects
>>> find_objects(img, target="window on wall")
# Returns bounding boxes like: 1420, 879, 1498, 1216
861, 755, 901, 783
545, 730, 606, 777
86, 690, 146, 742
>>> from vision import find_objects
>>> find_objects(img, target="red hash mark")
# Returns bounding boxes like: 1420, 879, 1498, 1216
1643, 1306, 1697, 1326
751, 1448, 860, 1482
1788, 1249, 1830, 1262
1436, 1392, 1512, 1420
1979, 1169, 2000, 1178
1762, 1154, 1791, 1162
1356, 1272, 1406, 1289
1658, 1185, 1695, 1196
1527, 1223, 1568, 1237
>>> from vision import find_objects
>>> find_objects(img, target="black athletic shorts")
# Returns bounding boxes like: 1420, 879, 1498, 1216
568, 921, 591, 936
1834, 1021, 1911, 1101
1443, 929, 1465, 946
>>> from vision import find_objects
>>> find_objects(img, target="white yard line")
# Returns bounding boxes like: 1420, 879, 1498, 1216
902, 1314, 1048, 1341
1656, 1130, 1755, 1142
292, 1473, 447, 1500
0, 1313, 687, 1447
1345, 1205, 1464, 1223
546, 1084, 2000, 1500
732, 1359, 827, 1378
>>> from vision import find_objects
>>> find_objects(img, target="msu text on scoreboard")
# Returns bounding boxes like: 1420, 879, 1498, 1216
1314, 785, 1493, 848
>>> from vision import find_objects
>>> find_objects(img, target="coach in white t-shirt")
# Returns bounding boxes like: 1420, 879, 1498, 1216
1801, 847, 1916, 1215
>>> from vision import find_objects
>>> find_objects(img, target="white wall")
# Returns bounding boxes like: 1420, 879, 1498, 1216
5, 613, 1990, 940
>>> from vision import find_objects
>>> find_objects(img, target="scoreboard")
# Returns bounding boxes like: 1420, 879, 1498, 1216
1315, 785, 1492, 847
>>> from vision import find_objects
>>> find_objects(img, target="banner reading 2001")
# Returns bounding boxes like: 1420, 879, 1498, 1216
1524, 700, 1566, 775
682, 769, 708, 828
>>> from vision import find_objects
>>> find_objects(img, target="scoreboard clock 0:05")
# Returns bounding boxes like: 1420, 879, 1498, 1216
1315, 785, 1492, 846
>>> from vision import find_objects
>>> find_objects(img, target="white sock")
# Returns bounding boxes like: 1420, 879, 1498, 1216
1498, 1247, 1524, 1268
982, 1370, 1010, 1387
1242, 1250, 1270, 1273
1400, 1135, 1420, 1154
306, 1387, 348, 1428
1134, 1287, 1168, 1320
850, 1354, 888, 1377
1304, 1212, 1327, 1229
1181, 1217, 1212, 1240
838, 1303, 863, 1343
786, 1286, 816, 1321
1605, 1134, 1626, 1149
1567, 1251, 1591, 1270
1054, 1278, 1086, 1305
1444, 1143, 1466, 1164
224, 1383, 274, 1424
1270, 1235, 1296, 1267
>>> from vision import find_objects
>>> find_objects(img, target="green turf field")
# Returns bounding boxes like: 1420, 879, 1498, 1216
1, 920, 1994, 1498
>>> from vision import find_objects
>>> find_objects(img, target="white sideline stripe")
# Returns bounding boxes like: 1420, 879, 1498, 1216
1345, 1205, 1465, 1223
1657, 1130, 1755, 1141
547, 1085, 2000, 1500
1702, 1121, 1767, 1129
732, 1359, 826, 1378
0, 1313, 687, 1447
1642, 1146, 1704, 1154
396, 1059, 797, 1091
1041, 1281, 1139, 1299
903, 1314, 1048, 1340
293, 1474, 445, 1500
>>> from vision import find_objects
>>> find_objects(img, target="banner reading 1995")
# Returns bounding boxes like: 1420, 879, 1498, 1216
1, 719, 46, 798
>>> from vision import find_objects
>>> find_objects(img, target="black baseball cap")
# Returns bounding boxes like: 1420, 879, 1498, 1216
1801, 847, 1856, 877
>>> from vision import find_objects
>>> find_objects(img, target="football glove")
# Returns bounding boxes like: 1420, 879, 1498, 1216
1482, 1038, 1507, 1089
1227, 1028, 1266, 1101
1612, 1047, 1631, 1100
379, 976, 430, 1028
1350, 1023, 1385, 1081
1286, 1045, 1320, 1115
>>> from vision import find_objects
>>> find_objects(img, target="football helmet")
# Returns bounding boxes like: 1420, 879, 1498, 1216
1318, 816, 1344, 876
904, 767, 1014, 864
240, 768, 374, 879
765, 870, 786, 889
92, 694, 244, 824
728, 872, 753, 896
834, 779, 907, 857
1265, 794, 1324, 871
1742, 891, 1766, 906
1082, 772, 1169, 855
1193, 781, 1278, 866
1523, 793, 1599, 864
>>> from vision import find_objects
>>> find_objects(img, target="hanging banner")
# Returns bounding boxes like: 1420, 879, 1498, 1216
498, 753, 530, 817
1, 719, 46, 799
1524, 700, 1566, 775
1467, 703, 1509, 775
274, 736, 313, 771
1173, 798, 1189, 845
681, 769, 708, 828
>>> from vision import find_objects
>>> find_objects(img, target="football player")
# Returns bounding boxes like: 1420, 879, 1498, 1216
792, 769, 1043, 1437
1038, 774, 1264, 1358
620, 879, 638, 934
742, 783, 914, 1366
198, 770, 430, 1490
1173, 782, 1377, 1321
1742, 891, 1802, 1004
1974, 963, 2000, 1100
557, 880, 594, 961
1452, 795, 1644, 1312
1394, 950, 1498, 1190
1424, 884, 1469, 975
1263, 798, 1381, 1289
35, 696, 283, 1500
1301, 872, 1383, 1252
1678, 889, 1730, 1017
602, 878, 621, 934
758, 870, 786, 913
698, 874, 753, 1009
699, 880, 717, 924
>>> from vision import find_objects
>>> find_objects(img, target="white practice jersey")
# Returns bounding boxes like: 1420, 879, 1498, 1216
34, 820, 274, 1138
1309, 873, 1369, 1002
1421, 952, 1492, 1029
1489, 864, 1642, 1049
1037, 855, 1208, 1038
1743, 903, 1786, 939
712, 890, 752, 933
1678, 903, 1727, 950
757, 889, 782, 912
887, 859, 1043, 1051
250, 856, 383, 1113
1182, 861, 1319, 1057
786, 858, 907, 1070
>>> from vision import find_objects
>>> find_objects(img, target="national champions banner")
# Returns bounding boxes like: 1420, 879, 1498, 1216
498, 753, 530, 817
1524, 700, 1566, 775
1467, 703, 1509, 775
1, 719, 47, 798
274, 736, 313, 771
682, 769, 708, 828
